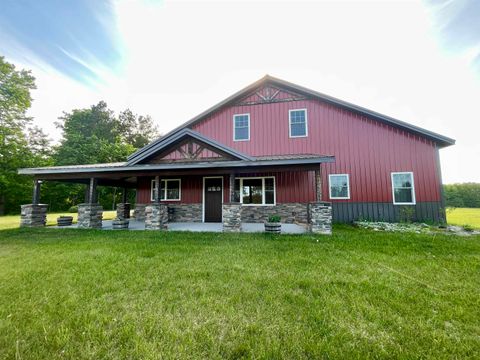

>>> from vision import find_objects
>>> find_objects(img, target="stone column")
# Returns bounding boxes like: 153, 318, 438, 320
145, 203, 168, 230
222, 203, 242, 232
116, 202, 131, 219
134, 204, 147, 221
77, 203, 103, 229
20, 204, 48, 227
308, 201, 332, 235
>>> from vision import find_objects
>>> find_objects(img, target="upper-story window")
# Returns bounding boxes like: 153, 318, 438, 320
233, 114, 250, 141
329, 174, 350, 199
289, 109, 308, 137
391, 172, 416, 205
151, 179, 181, 201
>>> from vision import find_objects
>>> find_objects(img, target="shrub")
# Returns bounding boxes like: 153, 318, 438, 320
68, 205, 78, 213
268, 215, 281, 223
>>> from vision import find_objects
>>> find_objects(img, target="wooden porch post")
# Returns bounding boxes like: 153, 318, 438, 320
229, 173, 235, 202
154, 175, 161, 202
32, 179, 41, 205
122, 187, 128, 203
315, 167, 322, 202
86, 177, 98, 204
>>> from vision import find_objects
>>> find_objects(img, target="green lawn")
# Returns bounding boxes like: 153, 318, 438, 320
447, 207, 480, 229
0, 227, 479, 359
0, 211, 117, 230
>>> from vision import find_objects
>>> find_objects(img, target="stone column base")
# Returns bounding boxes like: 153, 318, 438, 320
134, 204, 146, 221
20, 204, 48, 227
145, 203, 168, 230
223, 203, 242, 232
78, 203, 103, 229
116, 203, 131, 219
308, 202, 332, 235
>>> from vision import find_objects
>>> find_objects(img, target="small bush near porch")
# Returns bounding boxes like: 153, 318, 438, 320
0, 228, 479, 359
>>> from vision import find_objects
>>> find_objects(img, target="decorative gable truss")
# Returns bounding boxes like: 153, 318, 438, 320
127, 128, 253, 165
235, 85, 307, 106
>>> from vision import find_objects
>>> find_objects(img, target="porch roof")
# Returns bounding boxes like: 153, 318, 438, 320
18, 154, 334, 179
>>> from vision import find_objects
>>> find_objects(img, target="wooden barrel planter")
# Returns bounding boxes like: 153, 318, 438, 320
57, 216, 73, 226
264, 222, 281, 234
112, 218, 129, 230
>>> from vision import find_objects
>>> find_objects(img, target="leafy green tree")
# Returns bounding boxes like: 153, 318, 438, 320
444, 183, 480, 208
0, 56, 48, 214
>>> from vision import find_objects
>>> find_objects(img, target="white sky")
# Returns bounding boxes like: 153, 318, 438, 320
2, 0, 479, 183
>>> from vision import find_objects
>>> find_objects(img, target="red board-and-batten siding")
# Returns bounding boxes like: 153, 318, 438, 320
191, 98, 441, 204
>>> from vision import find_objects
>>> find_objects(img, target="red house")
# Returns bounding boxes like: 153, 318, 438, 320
19, 76, 454, 232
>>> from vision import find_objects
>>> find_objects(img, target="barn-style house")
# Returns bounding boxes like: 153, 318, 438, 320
19, 75, 455, 233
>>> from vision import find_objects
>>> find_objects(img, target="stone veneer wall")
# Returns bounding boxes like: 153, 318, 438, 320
145, 203, 168, 230
133, 204, 146, 221
223, 203, 242, 232
116, 203, 131, 219
77, 203, 103, 229
20, 204, 48, 227
240, 203, 308, 224
308, 202, 332, 235
167, 203, 202, 222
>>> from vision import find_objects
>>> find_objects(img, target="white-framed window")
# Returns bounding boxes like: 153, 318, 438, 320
289, 109, 308, 138
151, 179, 181, 201
391, 172, 416, 205
233, 176, 275, 206
233, 113, 250, 141
329, 174, 350, 199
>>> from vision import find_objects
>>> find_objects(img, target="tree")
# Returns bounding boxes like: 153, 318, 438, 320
0, 56, 43, 214
118, 109, 159, 149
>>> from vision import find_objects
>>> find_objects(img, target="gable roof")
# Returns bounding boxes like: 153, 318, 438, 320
129, 75, 454, 161
127, 128, 254, 165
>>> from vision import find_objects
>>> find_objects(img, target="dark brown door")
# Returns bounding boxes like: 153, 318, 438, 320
204, 177, 223, 222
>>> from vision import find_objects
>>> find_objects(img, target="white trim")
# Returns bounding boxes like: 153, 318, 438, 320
151, 178, 181, 201
202, 176, 224, 223
289, 108, 308, 138
391, 172, 416, 205
235, 176, 276, 206
233, 113, 250, 142
328, 174, 350, 200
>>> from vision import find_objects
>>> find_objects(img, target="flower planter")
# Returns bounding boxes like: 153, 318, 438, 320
57, 216, 73, 226
265, 222, 281, 233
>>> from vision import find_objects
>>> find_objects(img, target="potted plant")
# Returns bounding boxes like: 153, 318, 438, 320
57, 215, 73, 226
265, 215, 281, 233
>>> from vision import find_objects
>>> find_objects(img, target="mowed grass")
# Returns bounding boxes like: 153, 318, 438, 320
447, 207, 480, 229
0, 227, 479, 359
0, 211, 117, 230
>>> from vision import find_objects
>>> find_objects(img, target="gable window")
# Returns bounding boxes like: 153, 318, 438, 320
233, 114, 250, 141
233, 177, 275, 205
391, 172, 415, 205
329, 174, 350, 199
289, 109, 307, 137
151, 179, 181, 201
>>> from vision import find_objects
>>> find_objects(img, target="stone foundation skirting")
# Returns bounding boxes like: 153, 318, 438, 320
133, 204, 146, 221
240, 203, 308, 224
223, 203, 242, 232
20, 204, 48, 227
145, 203, 168, 230
116, 203, 131, 219
167, 203, 202, 222
308, 202, 332, 235
78, 203, 103, 229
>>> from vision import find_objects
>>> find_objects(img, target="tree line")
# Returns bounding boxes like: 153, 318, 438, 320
444, 183, 480, 208
0, 56, 158, 214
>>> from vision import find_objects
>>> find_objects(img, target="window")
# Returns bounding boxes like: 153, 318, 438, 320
233, 177, 275, 205
289, 109, 307, 137
233, 114, 250, 141
329, 174, 350, 199
151, 179, 181, 201
391, 172, 415, 205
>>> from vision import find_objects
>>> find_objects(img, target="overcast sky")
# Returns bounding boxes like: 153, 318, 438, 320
0, 0, 479, 183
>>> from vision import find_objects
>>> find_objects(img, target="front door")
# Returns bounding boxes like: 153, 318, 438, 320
204, 177, 223, 222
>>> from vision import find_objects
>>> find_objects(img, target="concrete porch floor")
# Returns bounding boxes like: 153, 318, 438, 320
57, 220, 307, 234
